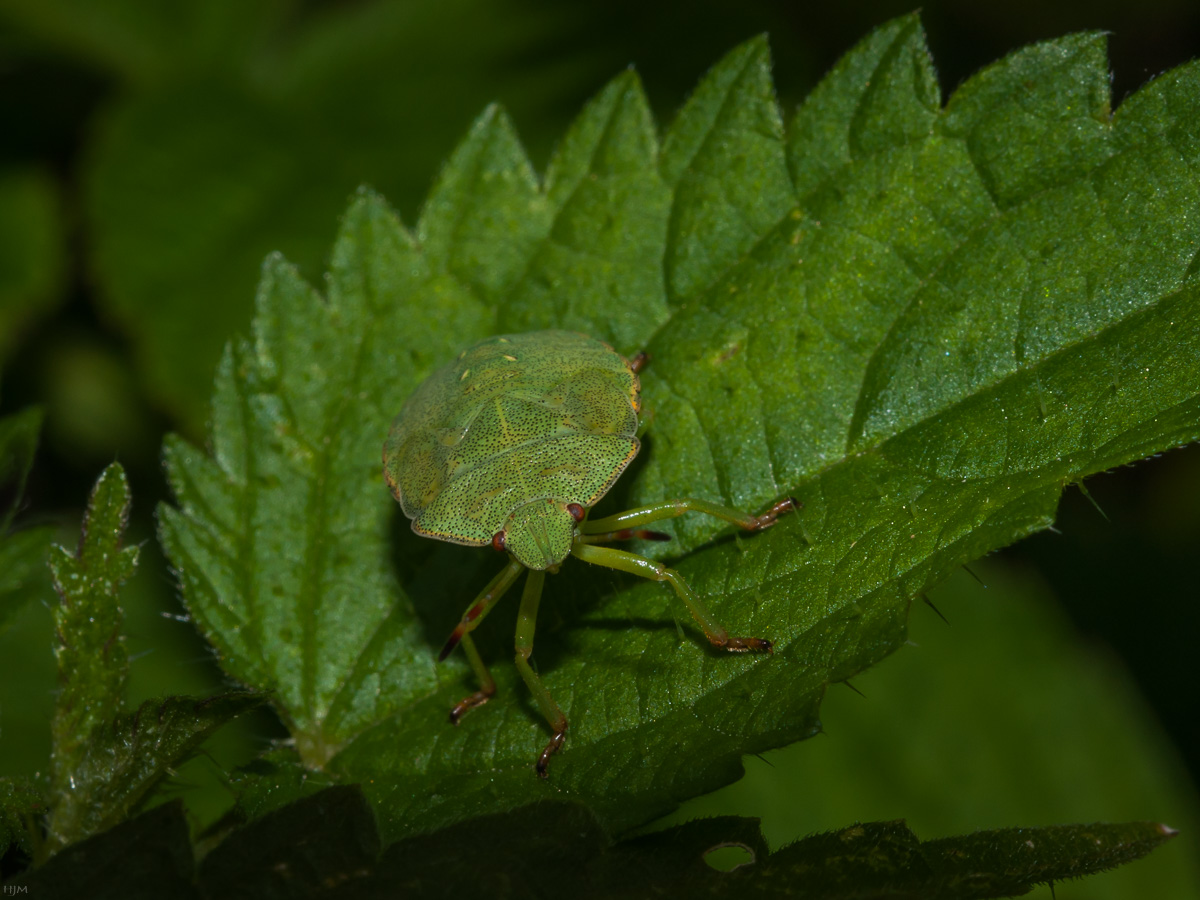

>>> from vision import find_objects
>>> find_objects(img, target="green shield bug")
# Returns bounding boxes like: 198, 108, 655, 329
384, 330, 797, 776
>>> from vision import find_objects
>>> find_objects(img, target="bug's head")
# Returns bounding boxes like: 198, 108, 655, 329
500, 499, 584, 572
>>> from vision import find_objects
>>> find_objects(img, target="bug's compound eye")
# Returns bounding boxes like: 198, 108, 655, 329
491, 531, 507, 553
567, 503, 586, 523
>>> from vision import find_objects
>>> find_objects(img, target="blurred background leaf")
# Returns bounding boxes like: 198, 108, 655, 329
0, 167, 63, 359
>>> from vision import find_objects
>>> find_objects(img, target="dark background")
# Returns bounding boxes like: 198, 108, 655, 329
1, 0, 1197, 837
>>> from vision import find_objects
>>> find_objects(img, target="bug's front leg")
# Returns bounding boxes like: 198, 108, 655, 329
442, 558, 524, 724
512, 569, 568, 777
450, 633, 495, 723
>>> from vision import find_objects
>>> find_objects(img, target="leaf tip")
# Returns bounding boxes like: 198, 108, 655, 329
79, 462, 133, 551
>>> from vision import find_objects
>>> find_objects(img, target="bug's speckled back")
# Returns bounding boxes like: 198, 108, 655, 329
384, 331, 640, 545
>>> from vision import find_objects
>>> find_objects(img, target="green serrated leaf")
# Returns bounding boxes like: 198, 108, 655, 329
225, 746, 339, 825
48, 462, 138, 790
160, 191, 491, 765
920, 822, 1178, 896
660, 35, 795, 303
162, 17, 1200, 844
45, 462, 264, 855
501, 69, 672, 351
788, 14, 939, 197
45, 693, 264, 855
749, 819, 1175, 899
417, 104, 550, 302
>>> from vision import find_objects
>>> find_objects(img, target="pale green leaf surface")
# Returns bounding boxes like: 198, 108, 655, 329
162, 16, 1200, 842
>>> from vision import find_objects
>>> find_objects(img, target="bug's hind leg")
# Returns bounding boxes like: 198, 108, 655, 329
512, 569, 568, 777
441, 558, 524, 724
570, 543, 772, 653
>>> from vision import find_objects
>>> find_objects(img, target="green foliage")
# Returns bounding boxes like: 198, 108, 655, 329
367, 806, 1175, 899
158, 15, 1200, 879
8, 789, 1175, 897
39, 463, 263, 858
44, 694, 263, 860
48, 464, 139, 781
0, 11, 1187, 893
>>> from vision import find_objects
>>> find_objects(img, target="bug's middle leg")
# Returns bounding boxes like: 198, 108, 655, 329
581, 496, 798, 536
512, 569, 568, 778
570, 543, 772, 653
